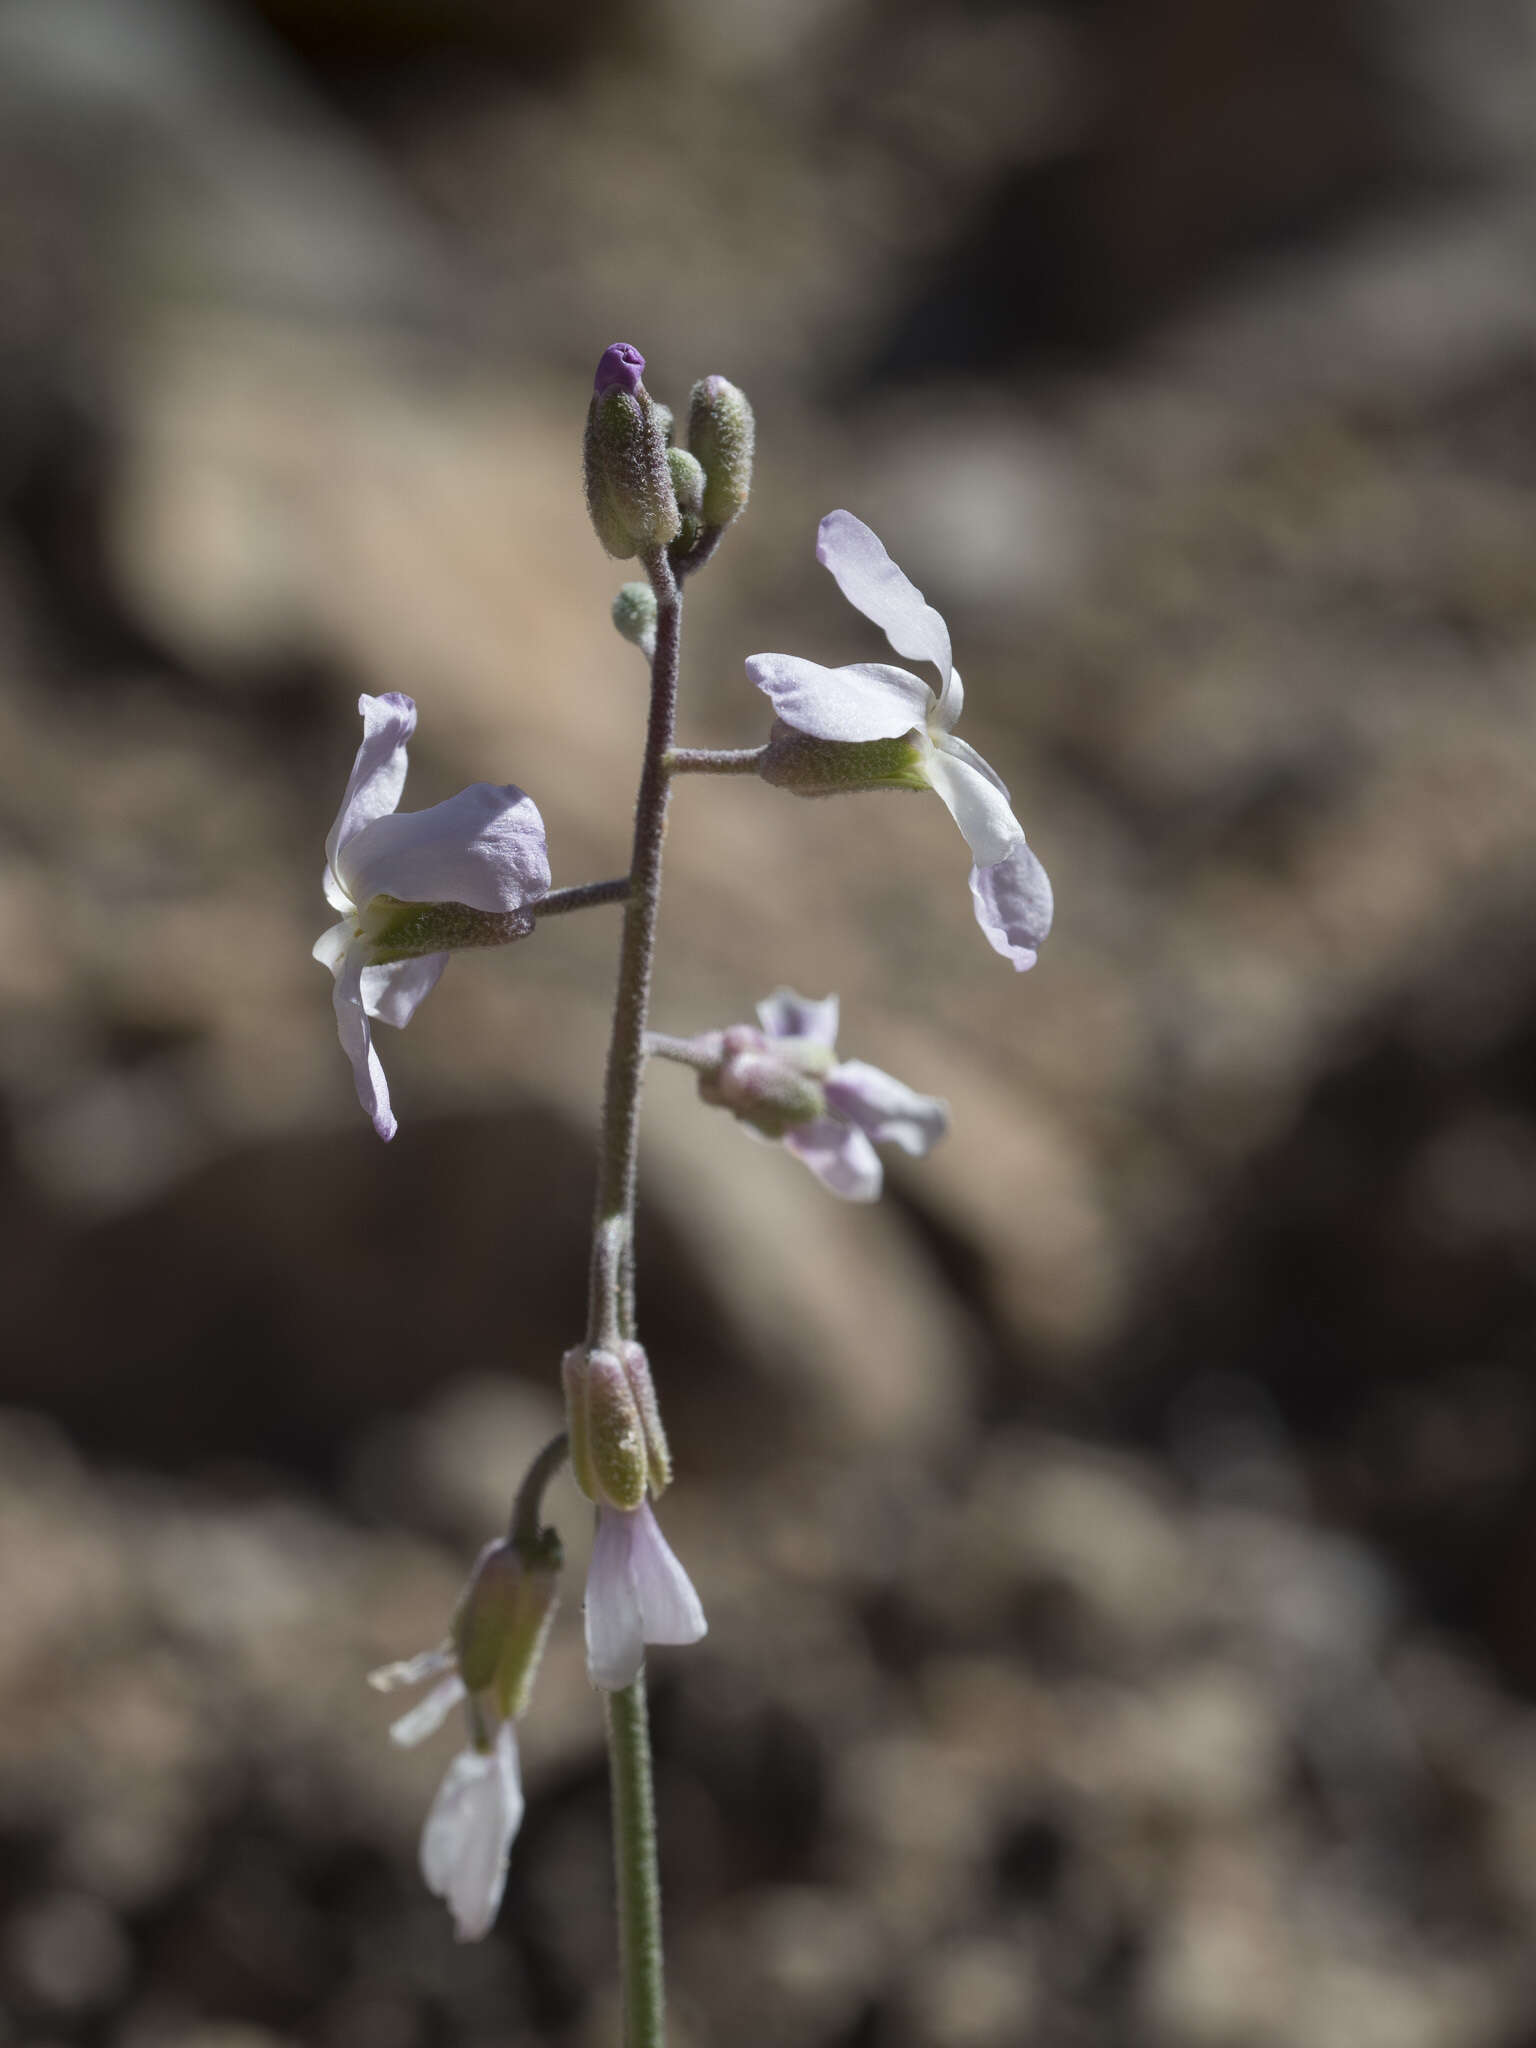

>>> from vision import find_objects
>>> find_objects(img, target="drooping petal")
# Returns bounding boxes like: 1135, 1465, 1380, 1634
626, 1501, 707, 1649
756, 989, 840, 1047
745, 655, 933, 744
332, 946, 396, 1141
361, 954, 450, 1029
924, 737, 1023, 868
368, 1642, 456, 1691
816, 511, 954, 688
824, 1060, 949, 1157
969, 841, 1054, 972
585, 1506, 645, 1691
389, 1675, 467, 1748
325, 693, 417, 889
337, 785, 552, 917
584, 1504, 706, 1690
783, 1117, 883, 1202
419, 1725, 524, 1942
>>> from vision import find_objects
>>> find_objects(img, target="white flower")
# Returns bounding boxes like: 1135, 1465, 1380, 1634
313, 693, 551, 1140
370, 1640, 524, 1942
370, 1529, 561, 1942
585, 1500, 707, 1692
418, 1725, 525, 1942
746, 512, 1053, 969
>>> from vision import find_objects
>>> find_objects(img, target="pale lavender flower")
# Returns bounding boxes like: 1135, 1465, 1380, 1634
746, 512, 1053, 969
370, 1527, 560, 1942
313, 693, 551, 1140
585, 1500, 707, 1692
683, 988, 948, 1203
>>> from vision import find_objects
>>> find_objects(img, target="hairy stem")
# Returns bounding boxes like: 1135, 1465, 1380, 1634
665, 746, 765, 776
644, 1031, 717, 1070
536, 877, 631, 918
508, 1433, 568, 1551
586, 545, 681, 2048
588, 548, 681, 1347
606, 1676, 664, 2048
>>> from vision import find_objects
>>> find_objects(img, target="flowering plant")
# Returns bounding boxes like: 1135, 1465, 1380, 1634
325, 347, 1050, 2035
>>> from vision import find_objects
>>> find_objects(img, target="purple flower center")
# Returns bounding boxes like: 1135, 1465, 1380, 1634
594, 342, 646, 396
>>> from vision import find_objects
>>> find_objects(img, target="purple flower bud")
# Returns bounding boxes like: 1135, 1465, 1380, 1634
594, 342, 646, 396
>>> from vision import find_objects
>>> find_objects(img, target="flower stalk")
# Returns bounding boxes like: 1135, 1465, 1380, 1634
587, 540, 683, 2044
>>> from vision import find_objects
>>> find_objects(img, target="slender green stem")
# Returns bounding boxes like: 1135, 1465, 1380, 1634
644, 1031, 716, 1070
585, 545, 681, 2046
587, 548, 682, 1350
606, 1675, 664, 2048
509, 1432, 568, 1550
665, 746, 765, 776
536, 877, 630, 918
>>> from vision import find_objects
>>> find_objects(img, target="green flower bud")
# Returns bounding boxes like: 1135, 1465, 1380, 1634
360, 895, 536, 963
667, 448, 705, 518
583, 347, 680, 560
451, 1533, 563, 1722
652, 402, 675, 446
563, 1345, 649, 1512
611, 581, 658, 655
757, 722, 931, 797
687, 375, 755, 528
698, 1027, 828, 1139
615, 1339, 672, 1496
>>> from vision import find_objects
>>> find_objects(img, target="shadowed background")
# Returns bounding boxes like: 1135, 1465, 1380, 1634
3, 1, 1536, 2043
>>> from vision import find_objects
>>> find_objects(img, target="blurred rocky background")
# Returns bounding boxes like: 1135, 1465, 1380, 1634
2, 0, 1536, 2042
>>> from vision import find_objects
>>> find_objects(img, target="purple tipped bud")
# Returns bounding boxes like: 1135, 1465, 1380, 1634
583, 349, 680, 559
595, 342, 646, 396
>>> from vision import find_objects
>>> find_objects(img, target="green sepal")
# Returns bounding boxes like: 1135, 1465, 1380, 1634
361, 895, 536, 964
451, 1532, 563, 1721
757, 723, 931, 797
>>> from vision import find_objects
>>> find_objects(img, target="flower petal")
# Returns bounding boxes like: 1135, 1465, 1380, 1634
361, 954, 450, 1029
419, 1725, 524, 1942
628, 1502, 707, 1649
925, 738, 1022, 868
337, 785, 552, 916
586, 1506, 645, 1691
824, 1060, 949, 1157
368, 1642, 456, 1692
325, 693, 416, 890
390, 1674, 467, 1748
783, 1118, 884, 1201
816, 511, 954, 687
756, 989, 839, 1046
969, 842, 1054, 971
312, 917, 353, 975
333, 946, 396, 1141
745, 655, 933, 743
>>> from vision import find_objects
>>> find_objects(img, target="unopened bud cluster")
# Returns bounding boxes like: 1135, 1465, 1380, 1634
586, 344, 755, 570
563, 1339, 672, 1512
